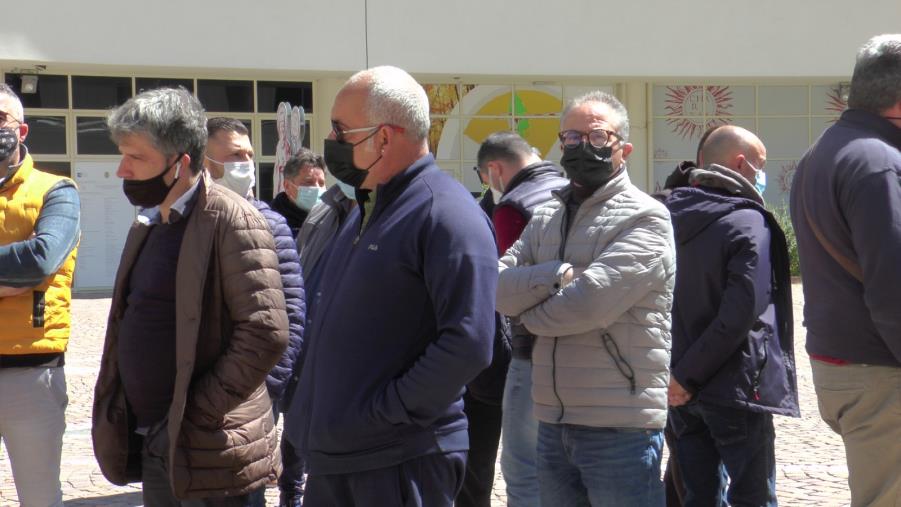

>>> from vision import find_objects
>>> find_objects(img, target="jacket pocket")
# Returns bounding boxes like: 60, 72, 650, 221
33, 290, 45, 327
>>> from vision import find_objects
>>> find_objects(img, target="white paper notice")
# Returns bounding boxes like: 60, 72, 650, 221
73, 161, 136, 290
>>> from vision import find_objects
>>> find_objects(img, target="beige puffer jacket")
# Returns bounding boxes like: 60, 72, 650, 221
497, 170, 675, 429
92, 176, 288, 499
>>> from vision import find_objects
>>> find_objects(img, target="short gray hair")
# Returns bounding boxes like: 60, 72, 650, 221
108, 87, 208, 173
284, 148, 326, 179
0, 83, 24, 123
848, 34, 901, 113
346, 66, 430, 142
562, 90, 630, 142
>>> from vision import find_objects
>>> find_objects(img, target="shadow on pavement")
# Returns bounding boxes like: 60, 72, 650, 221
65, 491, 143, 506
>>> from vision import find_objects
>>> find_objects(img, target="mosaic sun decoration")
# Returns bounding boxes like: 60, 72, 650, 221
664, 85, 734, 139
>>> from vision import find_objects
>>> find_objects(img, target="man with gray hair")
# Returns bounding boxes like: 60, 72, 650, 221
270, 149, 327, 238
0, 83, 80, 507
91, 87, 289, 505
790, 34, 901, 506
497, 90, 675, 506
284, 66, 497, 506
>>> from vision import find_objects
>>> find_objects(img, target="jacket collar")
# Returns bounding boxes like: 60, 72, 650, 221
689, 163, 763, 205
553, 167, 631, 207
0, 148, 33, 191
840, 109, 901, 149
504, 160, 563, 194
360, 153, 434, 210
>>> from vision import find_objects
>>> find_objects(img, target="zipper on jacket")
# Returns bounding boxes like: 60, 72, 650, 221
602, 332, 636, 394
551, 203, 576, 422
551, 336, 566, 422
750, 333, 769, 402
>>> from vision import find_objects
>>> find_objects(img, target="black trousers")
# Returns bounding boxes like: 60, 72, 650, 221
304, 451, 466, 507
456, 392, 504, 507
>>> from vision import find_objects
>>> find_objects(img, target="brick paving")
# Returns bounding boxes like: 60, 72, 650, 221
0, 283, 852, 506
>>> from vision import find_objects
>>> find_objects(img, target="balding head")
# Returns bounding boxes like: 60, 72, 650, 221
699, 125, 766, 182
343, 66, 430, 143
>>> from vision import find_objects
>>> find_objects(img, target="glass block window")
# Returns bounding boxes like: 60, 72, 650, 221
651, 83, 847, 206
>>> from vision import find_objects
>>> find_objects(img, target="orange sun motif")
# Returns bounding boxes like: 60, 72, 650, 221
665, 86, 733, 139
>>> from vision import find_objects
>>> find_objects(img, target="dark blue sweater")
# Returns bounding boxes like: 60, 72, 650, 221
790, 109, 901, 366
285, 154, 497, 474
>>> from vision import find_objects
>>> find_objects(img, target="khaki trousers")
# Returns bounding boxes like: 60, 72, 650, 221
811, 359, 901, 507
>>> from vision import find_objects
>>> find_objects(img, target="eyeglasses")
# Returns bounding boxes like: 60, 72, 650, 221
472, 165, 487, 184
331, 121, 405, 144
0, 109, 21, 128
557, 128, 620, 149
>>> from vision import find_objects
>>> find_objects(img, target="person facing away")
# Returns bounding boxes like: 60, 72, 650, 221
91, 87, 289, 506
664, 125, 799, 507
283, 65, 497, 507
497, 90, 675, 507
790, 33, 901, 507
0, 83, 80, 507
270, 149, 327, 238
474, 131, 567, 507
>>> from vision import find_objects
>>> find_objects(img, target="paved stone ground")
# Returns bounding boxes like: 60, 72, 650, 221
0, 283, 852, 506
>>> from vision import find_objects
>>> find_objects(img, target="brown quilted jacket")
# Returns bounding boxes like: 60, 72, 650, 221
92, 176, 289, 499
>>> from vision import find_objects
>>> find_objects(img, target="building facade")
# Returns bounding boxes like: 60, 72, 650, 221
3, 0, 898, 290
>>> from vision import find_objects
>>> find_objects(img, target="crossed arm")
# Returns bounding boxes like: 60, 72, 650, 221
0, 181, 81, 294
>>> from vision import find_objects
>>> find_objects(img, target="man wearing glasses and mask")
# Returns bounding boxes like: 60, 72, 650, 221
284, 66, 497, 506
497, 91, 675, 506
0, 83, 80, 507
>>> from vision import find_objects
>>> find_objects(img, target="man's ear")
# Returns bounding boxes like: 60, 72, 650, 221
620, 142, 633, 160
17, 122, 28, 142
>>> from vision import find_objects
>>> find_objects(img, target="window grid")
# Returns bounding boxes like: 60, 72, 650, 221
4, 73, 315, 199
648, 83, 847, 199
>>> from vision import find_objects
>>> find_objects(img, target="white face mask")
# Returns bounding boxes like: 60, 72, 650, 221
211, 158, 256, 198
488, 167, 505, 203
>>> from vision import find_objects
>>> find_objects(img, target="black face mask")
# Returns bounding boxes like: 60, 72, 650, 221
323, 129, 382, 189
0, 127, 18, 162
560, 142, 618, 188
122, 154, 182, 208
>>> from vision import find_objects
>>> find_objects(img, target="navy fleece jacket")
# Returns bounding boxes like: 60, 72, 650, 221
285, 154, 497, 474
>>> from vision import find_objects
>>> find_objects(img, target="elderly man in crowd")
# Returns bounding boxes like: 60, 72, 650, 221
497, 91, 675, 506
285, 66, 497, 507
790, 33, 901, 507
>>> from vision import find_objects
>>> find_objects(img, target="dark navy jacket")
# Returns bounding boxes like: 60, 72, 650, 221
285, 154, 497, 474
790, 109, 901, 366
495, 160, 567, 221
665, 186, 799, 416
252, 199, 306, 402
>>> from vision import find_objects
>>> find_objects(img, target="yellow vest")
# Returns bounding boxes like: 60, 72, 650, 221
0, 154, 78, 355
